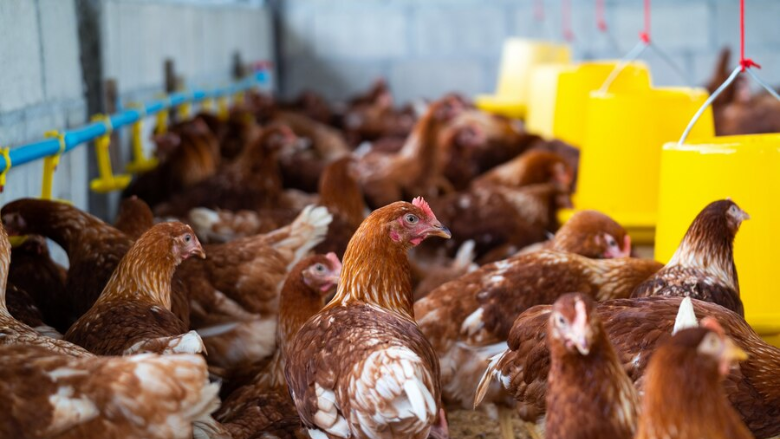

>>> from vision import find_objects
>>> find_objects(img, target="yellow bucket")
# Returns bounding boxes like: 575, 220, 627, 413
475, 39, 571, 119
526, 61, 651, 147
562, 87, 715, 243
655, 134, 780, 345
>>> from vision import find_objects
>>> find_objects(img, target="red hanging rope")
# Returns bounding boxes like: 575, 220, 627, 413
596, 0, 607, 32
562, 0, 574, 41
534, 0, 544, 22
739, 0, 760, 70
639, 0, 651, 43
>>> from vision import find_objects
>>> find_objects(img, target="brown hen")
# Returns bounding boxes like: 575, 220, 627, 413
65, 222, 206, 355
285, 198, 451, 439
183, 205, 331, 372
8, 234, 69, 332
0, 344, 226, 439
479, 297, 780, 438
216, 254, 341, 439
544, 294, 638, 439
355, 97, 463, 208
632, 199, 748, 316
415, 250, 660, 411
636, 323, 753, 439
2, 199, 190, 327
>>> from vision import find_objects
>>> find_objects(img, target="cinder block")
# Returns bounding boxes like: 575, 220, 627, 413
389, 60, 486, 104
283, 57, 387, 102
613, 2, 711, 52
39, 0, 83, 101
413, 6, 507, 57
313, 9, 407, 59
0, 0, 44, 112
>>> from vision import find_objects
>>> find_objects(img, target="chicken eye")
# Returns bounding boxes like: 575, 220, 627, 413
729, 205, 737, 214
405, 214, 419, 224
314, 264, 326, 273
184, 234, 192, 243
555, 314, 567, 327
606, 236, 616, 247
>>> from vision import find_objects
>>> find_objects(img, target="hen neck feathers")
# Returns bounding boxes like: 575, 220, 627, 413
96, 238, 177, 309
327, 224, 414, 320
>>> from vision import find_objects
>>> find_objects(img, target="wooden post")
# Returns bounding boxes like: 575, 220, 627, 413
103, 79, 122, 172
233, 51, 246, 80
164, 58, 179, 122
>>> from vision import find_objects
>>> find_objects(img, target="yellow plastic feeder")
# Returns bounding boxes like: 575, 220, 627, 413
655, 134, 780, 346
475, 38, 571, 119
560, 87, 715, 244
526, 61, 651, 147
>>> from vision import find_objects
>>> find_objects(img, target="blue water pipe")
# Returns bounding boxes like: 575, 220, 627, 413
0, 70, 269, 173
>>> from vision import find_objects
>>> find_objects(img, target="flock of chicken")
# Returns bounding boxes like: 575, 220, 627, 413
1, 51, 779, 439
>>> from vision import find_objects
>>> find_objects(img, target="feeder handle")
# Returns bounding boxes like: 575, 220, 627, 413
597, 40, 648, 94
679, 0, 780, 145
0, 146, 11, 192
678, 65, 780, 145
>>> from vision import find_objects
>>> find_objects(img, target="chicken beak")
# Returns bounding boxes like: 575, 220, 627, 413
738, 209, 750, 222
724, 338, 748, 362
719, 338, 748, 375
574, 337, 590, 356
424, 222, 452, 240
191, 245, 206, 260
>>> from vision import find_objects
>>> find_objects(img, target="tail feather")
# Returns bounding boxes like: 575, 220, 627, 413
189, 208, 224, 242
453, 240, 477, 271
474, 349, 507, 409
270, 205, 332, 270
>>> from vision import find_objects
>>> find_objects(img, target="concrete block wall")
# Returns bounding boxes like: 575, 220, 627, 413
279, 0, 780, 103
0, 0, 89, 210
0, 0, 273, 218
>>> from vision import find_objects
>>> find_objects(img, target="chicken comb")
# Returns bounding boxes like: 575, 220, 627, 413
412, 196, 435, 219
701, 316, 726, 338
325, 252, 342, 270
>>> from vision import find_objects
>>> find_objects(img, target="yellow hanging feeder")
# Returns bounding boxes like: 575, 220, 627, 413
560, 86, 714, 244
155, 94, 171, 135
655, 55, 780, 346
89, 115, 132, 193
0, 146, 11, 193
475, 38, 571, 119
217, 95, 229, 121
41, 130, 69, 202
125, 104, 158, 174
525, 60, 651, 147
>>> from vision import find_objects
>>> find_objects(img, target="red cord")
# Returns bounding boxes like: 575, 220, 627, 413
739, 0, 760, 70
639, 0, 651, 43
534, 0, 544, 21
562, 0, 574, 41
596, 0, 607, 32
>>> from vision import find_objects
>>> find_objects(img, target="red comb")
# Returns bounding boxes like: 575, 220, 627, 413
412, 197, 434, 219
325, 252, 342, 269
701, 317, 726, 337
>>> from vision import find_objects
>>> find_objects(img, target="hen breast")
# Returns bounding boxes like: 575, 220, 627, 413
285, 304, 440, 439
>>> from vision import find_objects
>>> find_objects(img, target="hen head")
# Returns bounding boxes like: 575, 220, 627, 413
556, 210, 630, 259
9, 234, 49, 255
302, 252, 342, 296
382, 197, 451, 248
549, 293, 599, 356
140, 222, 205, 264
261, 125, 299, 152
663, 321, 747, 380
688, 199, 750, 241
1, 198, 55, 236
453, 123, 487, 150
